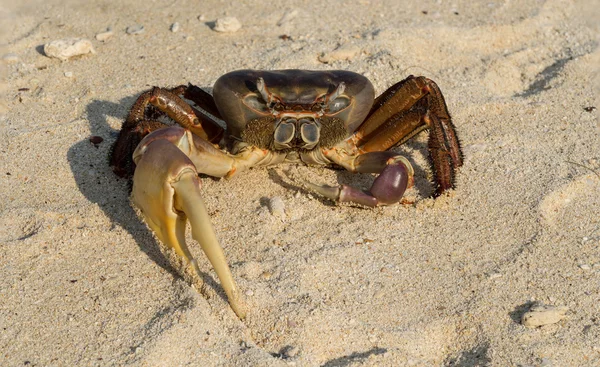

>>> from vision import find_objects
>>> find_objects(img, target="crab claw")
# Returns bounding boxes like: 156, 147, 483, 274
131, 135, 246, 319
306, 155, 414, 207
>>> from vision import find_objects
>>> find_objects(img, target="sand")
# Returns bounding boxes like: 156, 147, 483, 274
1, 0, 599, 365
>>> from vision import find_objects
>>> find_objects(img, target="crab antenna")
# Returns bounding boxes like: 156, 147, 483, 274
256, 77, 275, 105
326, 82, 346, 105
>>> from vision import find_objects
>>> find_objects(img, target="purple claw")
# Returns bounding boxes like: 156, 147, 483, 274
369, 162, 410, 205
305, 156, 413, 207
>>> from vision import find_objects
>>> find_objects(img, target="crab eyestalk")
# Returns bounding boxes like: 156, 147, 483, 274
256, 77, 277, 106
325, 82, 346, 107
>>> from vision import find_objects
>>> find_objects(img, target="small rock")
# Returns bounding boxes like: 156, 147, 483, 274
170, 22, 181, 33
197, 14, 206, 21
277, 9, 298, 26
95, 29, 114, 41
579, 264, 591, 270
89, 136, 104, 148
318, 44, 360, 63
213, 17, 242, 33
2, 53, 19, 64
43, 38, 95, 61
245, 289, 254, 296
268, 197, 285, 218
282, 345, 300, 358
64, 71, 73, 78
521, 303, 569, 327
126, 25, 145, 35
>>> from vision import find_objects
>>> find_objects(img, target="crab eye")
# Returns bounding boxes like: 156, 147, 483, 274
243, 95, 269, 113
327, 96, 350, 113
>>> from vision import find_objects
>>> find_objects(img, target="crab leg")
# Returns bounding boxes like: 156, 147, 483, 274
352, 76, 462, 196
307, 152, 414, 207
354, 76, 430, 144
111, 85, 226, 178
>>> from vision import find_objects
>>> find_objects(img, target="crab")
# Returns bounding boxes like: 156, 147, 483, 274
110, 70, 463, 319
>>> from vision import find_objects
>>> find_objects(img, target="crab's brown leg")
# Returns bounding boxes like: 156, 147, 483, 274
111, 86, 225, 177
358, 109, 428, 153
354, 76, 430, 145
110, 119, 165, 178
351, 76, 463, 196
426, 112, 461, 195
424, 80, 463, 168
174, 84, 223, 119
169, 84, 224, 142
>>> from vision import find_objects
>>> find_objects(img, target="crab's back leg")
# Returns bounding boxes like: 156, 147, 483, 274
353, 76, 463, 196
110, 86, 225, 178
354, 76, 429, 145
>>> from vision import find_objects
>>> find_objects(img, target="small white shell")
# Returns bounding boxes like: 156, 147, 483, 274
43, 38, 95, 61
213, 17, 242, 33
521, 303, 569, 327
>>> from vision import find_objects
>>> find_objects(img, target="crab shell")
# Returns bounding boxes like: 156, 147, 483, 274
212, 70, 376, 149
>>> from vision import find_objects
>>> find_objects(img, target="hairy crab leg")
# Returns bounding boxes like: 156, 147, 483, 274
354, 76, 430, 145
168, 85, 225, 142
110, 119, 165, 178
307, 152, 414, 207
358, 109, 428, 153
174, 84, 223, 119
423, 80, 463, 168
349, 76, 462, 196
111, 85, 226, 178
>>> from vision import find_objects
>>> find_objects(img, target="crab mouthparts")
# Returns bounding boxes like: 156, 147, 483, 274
273, 117, 321, 150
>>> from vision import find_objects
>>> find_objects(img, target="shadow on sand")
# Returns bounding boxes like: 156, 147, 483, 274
68, 96, 222, 296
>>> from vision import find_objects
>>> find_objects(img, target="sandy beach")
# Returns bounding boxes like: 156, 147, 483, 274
1, 0, 599, 365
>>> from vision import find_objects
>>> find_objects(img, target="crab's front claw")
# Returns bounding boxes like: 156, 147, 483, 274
131, 135, 246, 319
307, 154, 414, 207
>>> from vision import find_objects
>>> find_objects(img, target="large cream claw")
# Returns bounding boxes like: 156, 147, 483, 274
131, 137, 246, 319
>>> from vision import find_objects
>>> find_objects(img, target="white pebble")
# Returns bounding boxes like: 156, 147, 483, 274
579, 264, 591, 270
213, 17, 242, 33
521, 303, 569, 327
318, 44, 360, 64
170, 22, 181, 33
95, 30, 114, 42
2, 53, 19, 64
43, 38, 95, 61
268, 197, 285, 218
126, 25, 145, 35
284, 346, 299, 358
64, 71, 73, 78
245, 289, 254, 296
